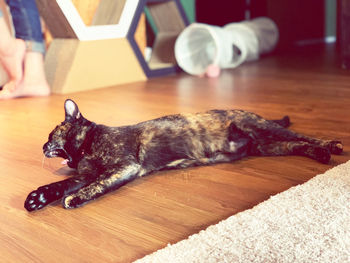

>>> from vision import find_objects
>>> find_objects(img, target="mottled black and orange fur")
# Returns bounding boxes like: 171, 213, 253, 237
24, 99, 343, 211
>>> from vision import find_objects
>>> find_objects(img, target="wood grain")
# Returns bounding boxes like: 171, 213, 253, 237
147, 1, 185, 32
0, 44, 349, 262
91, 0, 126, 25
36, 0, 77, 38
44, 38, 147, 94
71, 0, 101, 26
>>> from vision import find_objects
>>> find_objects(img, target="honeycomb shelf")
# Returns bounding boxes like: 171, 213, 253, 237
36, 0, 189, 94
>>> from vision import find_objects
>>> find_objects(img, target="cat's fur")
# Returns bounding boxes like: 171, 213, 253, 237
24, 99, 343, 211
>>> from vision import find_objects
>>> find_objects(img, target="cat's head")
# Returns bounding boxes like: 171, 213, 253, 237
43, 99, 94, 168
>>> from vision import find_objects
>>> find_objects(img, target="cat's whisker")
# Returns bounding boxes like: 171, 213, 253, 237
41, 154, 46, 168
47, 157, 53, 171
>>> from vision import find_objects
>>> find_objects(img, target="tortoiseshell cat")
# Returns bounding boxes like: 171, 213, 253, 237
24, 99, 343, 211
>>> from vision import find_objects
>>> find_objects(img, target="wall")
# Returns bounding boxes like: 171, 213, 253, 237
195, 0, 337, 50
180, 0, 195, 23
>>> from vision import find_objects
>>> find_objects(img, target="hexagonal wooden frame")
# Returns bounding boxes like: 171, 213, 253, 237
128, 0, 190, 77
38, 0, 139, 40
36, 0, 189, 93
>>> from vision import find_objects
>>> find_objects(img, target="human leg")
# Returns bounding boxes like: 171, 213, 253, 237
5, 0, 45, 54
0, 9, 26, 88
0, 0, 50, 99
0, 51, 50, 99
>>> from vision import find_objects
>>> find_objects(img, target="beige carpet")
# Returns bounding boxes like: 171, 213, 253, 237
136, 161, 350, 263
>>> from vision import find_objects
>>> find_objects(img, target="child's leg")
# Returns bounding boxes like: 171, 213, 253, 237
0, 0, 50, 99
5, 0, 45, 51
0, 12, 26, 87
0, 51, 50, 99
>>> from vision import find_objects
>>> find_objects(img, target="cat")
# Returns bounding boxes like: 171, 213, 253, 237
24, 99, 343, 211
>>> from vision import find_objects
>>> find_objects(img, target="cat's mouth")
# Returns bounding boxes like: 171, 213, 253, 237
44, 148, 73, 164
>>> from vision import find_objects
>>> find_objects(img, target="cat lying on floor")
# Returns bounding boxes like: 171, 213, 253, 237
24, 99, 343, 211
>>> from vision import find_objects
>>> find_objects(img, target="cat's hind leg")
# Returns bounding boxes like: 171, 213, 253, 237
63, 164, 141, 209
250, 141, 331, 164
234, 119, 343, 155
321, 140, 343, 155
265, 124, 343, 155
270, 128, 343, 156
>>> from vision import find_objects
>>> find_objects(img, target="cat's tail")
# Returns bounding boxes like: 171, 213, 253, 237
271, 116, 290, 128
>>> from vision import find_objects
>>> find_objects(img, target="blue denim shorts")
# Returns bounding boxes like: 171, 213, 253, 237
2, 0, 45, 54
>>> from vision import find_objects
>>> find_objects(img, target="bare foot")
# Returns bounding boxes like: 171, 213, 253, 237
0, 52, 50, 99
0, 38, 26, 89
0, 81, 50, 99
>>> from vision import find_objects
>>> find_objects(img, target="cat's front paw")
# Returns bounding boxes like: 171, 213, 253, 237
24, 185, 62, 212
25, 191, 46, 211
63, 194, 85, 209
24, 188, 50, 211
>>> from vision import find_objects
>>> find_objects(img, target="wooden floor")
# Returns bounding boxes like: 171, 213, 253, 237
1, 44, 349, 262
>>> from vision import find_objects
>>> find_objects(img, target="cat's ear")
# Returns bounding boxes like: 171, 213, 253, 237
64, 99, 82, 122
